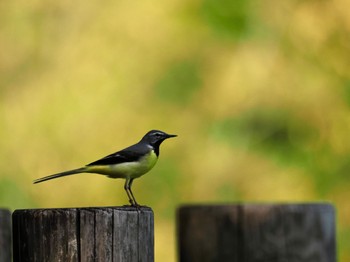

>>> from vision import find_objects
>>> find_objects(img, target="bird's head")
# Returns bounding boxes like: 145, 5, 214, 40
141, 130, 177, 147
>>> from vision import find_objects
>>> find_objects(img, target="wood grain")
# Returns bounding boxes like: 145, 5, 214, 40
13, 206, 154, 262
0, 209, 11, 262
177, 204, 336, 262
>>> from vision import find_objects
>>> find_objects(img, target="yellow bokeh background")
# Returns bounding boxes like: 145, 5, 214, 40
1, 0, 350, 260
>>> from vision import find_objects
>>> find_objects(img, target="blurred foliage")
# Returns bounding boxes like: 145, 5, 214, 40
212, 109, 317, 163
1, 0, 350, 261
201, 0, 250, 38
0, 178, 35, 208
155, 60, 202, 104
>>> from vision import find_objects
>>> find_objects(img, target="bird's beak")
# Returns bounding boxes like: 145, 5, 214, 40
166, 133, 177, 138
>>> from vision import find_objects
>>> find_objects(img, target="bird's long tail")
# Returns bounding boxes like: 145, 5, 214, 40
33, 167, 87, 184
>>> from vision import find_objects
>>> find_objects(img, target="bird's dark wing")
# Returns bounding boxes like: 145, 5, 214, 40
86, 143, 150, 166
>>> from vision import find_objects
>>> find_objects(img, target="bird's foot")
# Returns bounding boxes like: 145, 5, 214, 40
127, 200, 140, 209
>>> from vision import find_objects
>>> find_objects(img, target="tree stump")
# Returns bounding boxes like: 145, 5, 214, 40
177, 203, 336, 262
13, 206, 154, 262
0, 208, 11, 262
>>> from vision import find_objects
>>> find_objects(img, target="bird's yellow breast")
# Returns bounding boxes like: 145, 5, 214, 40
86, 150, 158, 179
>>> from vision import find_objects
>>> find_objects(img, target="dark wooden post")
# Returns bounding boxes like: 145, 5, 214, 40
13, 206, 154, 262
0, 208, 11, 262
177, 203, 336, 262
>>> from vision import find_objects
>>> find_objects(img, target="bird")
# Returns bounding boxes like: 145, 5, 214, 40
33, 130, 177, 206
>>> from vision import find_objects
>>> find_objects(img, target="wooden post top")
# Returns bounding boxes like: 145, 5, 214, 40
13, 205, 153, 213
13, 206, 154, 262
177, 203, 336, 262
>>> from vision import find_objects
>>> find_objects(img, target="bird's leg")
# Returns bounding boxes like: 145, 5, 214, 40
128, 179, 139, 207
124, 179, 135, 206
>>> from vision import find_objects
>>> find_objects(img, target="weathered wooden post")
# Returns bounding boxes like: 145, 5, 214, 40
0, 208, 11, 262
177, 203, 336, 262
13, 206, 154, 262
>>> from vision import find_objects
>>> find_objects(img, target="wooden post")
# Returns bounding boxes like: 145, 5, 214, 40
177, 203, 336, 262
0, 208, 11, 262
13, 206, 154, 262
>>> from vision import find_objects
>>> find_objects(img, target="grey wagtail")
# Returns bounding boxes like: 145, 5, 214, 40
33, 130, 177, 206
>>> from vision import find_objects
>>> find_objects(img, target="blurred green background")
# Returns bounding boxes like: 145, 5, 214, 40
1, 0, 350, 260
